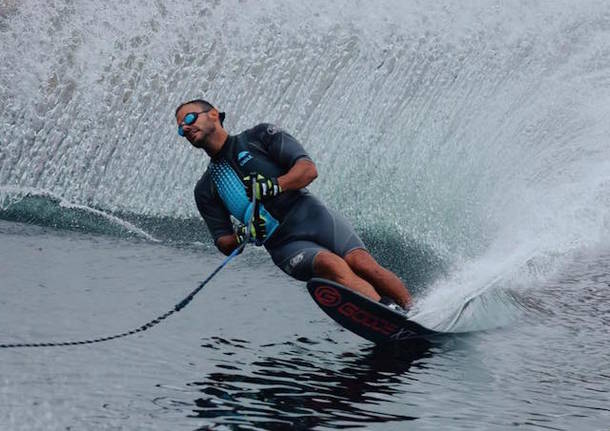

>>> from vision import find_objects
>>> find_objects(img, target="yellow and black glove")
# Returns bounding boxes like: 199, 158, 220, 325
243, 173, 282, 201
235, 216, 267, 246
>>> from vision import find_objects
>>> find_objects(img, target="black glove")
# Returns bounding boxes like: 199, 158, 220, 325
243, 173, 282, 201
235, 216, 267, 246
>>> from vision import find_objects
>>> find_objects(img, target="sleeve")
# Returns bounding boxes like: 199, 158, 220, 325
252, 123, 313, 169
194, 176, 234, 243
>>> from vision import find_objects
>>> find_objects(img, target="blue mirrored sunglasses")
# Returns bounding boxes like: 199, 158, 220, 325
177, 110, 209, 136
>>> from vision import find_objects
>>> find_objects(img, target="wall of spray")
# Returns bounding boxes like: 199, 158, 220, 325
2, 1, 609, 327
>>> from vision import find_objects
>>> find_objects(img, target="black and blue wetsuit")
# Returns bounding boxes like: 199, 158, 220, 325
194, 123, 365, 281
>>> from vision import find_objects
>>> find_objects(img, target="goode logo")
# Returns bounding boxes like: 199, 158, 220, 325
338, 303, 399, 336
314, 285, 402, 337
314, 286, 342, 307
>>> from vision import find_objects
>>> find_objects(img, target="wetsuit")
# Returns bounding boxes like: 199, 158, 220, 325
194, 123, 365, 281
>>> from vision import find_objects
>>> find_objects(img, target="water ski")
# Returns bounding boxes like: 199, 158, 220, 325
307, 278, 440, 344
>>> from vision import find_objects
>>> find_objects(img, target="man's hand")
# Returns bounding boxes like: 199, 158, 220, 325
235, 216, 267, 246
243, 173, 282, 201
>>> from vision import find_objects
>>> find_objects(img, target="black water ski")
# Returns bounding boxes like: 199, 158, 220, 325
307, 278, 440, 344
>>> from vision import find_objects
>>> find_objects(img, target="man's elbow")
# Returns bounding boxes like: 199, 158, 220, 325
311, 165, 318, 181
216, 245, 231, 256
215, 235, 234, 256
306, 161, 318, 183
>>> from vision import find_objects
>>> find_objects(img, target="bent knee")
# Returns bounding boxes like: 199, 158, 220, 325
313, 251, 351, 276
313, 251, 345, 271
344, 249, 380, 274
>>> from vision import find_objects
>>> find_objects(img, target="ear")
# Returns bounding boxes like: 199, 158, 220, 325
208, 108, 219, 122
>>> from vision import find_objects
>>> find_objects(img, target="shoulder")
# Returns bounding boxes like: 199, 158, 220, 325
244, 123, 285, 141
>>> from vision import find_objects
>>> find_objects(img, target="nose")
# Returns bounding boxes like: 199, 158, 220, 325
184, 125, 199, 140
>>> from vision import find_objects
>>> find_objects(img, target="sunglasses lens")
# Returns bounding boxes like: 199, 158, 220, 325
178, 111, 205, 137
184, 113, 197, 125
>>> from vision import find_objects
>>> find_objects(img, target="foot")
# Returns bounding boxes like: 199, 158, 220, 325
379, 296, 410, 316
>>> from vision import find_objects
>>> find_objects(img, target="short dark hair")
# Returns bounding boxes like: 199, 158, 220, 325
175, 99, 225, 126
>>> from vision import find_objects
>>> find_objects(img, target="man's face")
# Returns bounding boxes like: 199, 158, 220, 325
176, 103, 215, 149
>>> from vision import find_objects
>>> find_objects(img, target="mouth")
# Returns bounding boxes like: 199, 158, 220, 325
187, 129, 208, 149
186, 129, 200, 141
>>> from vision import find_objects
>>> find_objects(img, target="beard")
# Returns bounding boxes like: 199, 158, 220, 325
190, 133, 208, 149
188, 125, 215, 149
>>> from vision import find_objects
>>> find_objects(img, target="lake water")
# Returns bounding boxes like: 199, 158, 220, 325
1, 220, 608, 430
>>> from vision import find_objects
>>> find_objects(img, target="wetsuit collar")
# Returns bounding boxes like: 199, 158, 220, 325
210, 134, 233, 161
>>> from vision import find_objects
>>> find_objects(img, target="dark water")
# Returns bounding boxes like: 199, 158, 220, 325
1, 220, 608, 430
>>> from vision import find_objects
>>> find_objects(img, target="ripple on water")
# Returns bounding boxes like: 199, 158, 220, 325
155, 336, 441, 430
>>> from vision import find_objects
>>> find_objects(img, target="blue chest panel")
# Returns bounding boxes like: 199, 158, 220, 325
209, 160, 279, 241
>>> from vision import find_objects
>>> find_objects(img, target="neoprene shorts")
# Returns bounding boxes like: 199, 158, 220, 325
264, 194, 366, 281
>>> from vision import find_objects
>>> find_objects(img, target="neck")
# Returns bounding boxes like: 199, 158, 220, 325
204, 128, 229, 158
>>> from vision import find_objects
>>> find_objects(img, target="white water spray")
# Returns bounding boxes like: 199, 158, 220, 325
2, 1, 610, 328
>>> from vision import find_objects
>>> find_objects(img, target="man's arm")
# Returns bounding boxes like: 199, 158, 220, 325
194, 175, 235, 255
277, 159, 318, 191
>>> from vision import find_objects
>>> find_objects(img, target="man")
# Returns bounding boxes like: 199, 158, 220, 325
175, 99, 412, 309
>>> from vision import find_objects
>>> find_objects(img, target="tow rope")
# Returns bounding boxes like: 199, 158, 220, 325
0, 178, 258, 349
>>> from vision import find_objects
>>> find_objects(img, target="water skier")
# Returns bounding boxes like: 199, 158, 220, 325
175, 99, 412, 310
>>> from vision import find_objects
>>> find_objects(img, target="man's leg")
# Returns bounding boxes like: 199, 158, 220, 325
344, 248, 412, 307
312, 251, 381, 302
